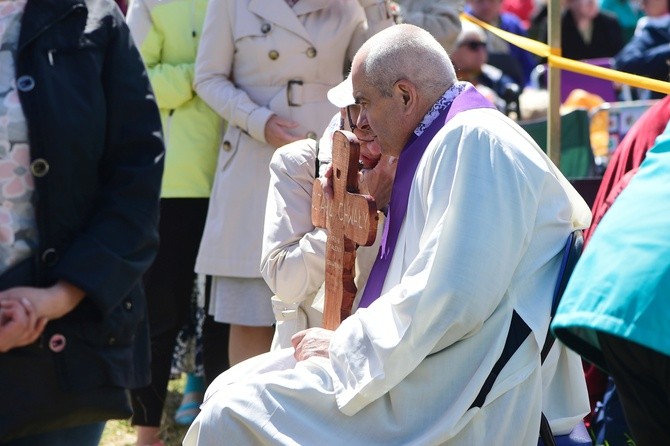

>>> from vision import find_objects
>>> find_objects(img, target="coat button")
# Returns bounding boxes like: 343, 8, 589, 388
268, 50, 279, 60
30, 158, 50, 177
17, 75, 35, 92
261, 23, 271, 34
222, 141, 232, 151
124, 300, 133, 311
306, 131, 317, 140
108, 336, 116, 345
49, 334, 67, 352
41, 248, 59, 266
306, 47, 317, 58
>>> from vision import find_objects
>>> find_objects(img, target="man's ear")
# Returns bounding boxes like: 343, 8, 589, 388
395, 79, 415, 110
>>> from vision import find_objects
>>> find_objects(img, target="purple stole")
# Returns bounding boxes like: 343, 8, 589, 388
358, 84, 495, 308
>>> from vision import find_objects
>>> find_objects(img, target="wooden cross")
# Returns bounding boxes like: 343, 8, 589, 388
311, 130, 378, 330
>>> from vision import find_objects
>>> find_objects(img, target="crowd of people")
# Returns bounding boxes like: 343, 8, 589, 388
0, 0, 668, 445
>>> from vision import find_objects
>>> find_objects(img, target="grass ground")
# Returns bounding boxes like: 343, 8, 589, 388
100, 376, 190, 446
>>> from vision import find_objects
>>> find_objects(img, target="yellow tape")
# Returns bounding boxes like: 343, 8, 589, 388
461, 12, 670, 95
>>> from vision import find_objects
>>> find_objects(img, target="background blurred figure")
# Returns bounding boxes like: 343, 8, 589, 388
126, 0, 224, 443
538, 0, 623, 60
450, 18, 520, 115
598, 0, 643, 43
613, 0, 670, 99
633, 0, 670, 35
391, 0, 465, 52
193, 0, 394, 367
169, 283, 206, 427
501, 0, 534, 28
0, 0, 163, 443
465, 0, 538, 87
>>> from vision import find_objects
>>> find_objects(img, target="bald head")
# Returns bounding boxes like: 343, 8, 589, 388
353, 24, 457, 104
349, 25, 458, 156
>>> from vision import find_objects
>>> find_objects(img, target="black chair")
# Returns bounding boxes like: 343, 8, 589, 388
538, 230, 592, 446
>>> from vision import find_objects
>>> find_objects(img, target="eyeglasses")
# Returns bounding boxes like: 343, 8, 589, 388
460, 41, 487, 51
346, 104, 361, 132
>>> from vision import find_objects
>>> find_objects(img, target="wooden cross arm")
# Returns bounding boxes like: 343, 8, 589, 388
311, 182, 378, 248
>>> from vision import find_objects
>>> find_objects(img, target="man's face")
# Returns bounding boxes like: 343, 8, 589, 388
641, 0, 668, 17
451, 37, 488, 74
566, 0, 598, 19
351, 67, 408, 158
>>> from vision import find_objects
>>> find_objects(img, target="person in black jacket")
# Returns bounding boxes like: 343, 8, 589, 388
0, 0, 164, 444
538, 0, 624, 61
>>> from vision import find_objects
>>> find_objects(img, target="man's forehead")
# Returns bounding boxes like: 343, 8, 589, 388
351, 71, 368, 103
350, 60, 365, 85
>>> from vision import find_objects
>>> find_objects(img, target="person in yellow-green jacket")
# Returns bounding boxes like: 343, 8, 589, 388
126, 1, 224, 444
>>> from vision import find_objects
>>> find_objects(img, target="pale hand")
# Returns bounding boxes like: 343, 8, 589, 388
0, 299, 47, 352
264, 115, 301, 148
291, 327, 334, 361
0, 281, 85, 352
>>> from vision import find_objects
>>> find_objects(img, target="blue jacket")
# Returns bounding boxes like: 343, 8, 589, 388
614, 15, 670, 99
13, 0, 164, 391
552, 123, 670, 371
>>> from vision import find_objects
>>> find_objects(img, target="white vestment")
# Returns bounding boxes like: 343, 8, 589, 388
184, 107, 591, 445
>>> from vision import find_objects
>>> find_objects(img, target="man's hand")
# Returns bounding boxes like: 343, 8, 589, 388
264, 115, 301, 148
0, 298, 47, 352
359, 154, 397, 211
291, 327, 334, 361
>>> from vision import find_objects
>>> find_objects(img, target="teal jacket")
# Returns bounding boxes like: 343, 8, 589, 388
127, 0, 223, 198
552, 123, 670, 370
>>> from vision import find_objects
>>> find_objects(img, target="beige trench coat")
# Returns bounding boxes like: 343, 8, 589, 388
194, 0, 393, 277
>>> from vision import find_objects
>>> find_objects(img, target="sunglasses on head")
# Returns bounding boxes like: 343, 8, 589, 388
460, 40, 487, 51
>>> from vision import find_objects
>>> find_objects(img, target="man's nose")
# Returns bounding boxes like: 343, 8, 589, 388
356, 109, 370, 131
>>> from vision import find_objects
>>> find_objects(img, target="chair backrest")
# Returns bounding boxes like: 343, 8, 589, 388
520, 109, 595, 179
541, 229, 584, 362
589, 99, 660, 159
537, 230, 591, 446
551, 230, 584, 317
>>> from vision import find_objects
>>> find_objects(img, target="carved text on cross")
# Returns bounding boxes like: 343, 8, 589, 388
312, 130, 378, 330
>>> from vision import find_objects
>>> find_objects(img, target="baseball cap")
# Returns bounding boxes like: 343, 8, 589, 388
327, 75, 355, 108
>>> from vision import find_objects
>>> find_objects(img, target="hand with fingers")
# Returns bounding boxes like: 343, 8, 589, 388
265, 115, 302, 148
0, 298, 47, 352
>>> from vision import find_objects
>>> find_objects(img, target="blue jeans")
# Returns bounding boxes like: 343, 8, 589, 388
2, 422, 106, 446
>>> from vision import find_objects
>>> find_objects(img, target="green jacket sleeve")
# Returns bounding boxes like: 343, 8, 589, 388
126, 0, 195, 110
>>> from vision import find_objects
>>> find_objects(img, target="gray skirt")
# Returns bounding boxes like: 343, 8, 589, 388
209, 276, 275, 326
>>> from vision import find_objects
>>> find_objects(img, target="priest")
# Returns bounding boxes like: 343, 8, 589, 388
184, 24, 591, 445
